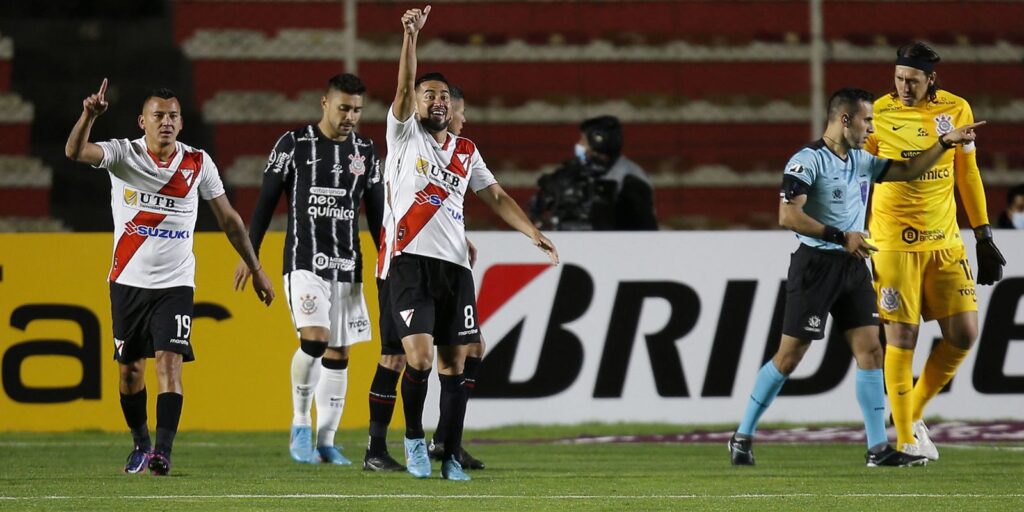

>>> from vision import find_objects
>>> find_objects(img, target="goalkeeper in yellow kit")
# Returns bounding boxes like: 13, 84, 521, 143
866, 42, 1006, 461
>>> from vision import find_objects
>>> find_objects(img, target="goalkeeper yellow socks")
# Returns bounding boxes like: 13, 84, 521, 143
884, 346, 916, 447
911, 341, 970, 422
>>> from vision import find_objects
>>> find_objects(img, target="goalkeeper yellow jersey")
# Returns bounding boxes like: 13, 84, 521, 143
866, 89, 988, 252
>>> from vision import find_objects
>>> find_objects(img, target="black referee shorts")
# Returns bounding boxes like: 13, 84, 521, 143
381, 254, 481, 349
782, 244, 879, 341
109, 282, 195, 363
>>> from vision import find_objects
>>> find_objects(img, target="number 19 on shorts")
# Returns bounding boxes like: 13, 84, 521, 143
175, 314, 192, 338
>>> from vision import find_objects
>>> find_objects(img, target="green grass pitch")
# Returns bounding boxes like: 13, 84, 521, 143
2, 425, 1022, 511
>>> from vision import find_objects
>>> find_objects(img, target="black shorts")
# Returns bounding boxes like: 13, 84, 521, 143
110, 282, 195, 363
381, 254, 481, 349
377, 277, 404, 356
782, 244, 879, 341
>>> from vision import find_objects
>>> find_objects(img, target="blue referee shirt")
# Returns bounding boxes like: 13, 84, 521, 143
783, 139, 891, 251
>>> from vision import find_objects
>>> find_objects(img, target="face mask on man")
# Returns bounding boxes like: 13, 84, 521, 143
574, 143, 587, 164
1012, 211, 1024, 230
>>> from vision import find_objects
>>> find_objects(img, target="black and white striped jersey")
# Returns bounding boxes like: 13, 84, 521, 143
248, 124, 384, 282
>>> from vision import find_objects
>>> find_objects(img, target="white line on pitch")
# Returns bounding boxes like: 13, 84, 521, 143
942, 444, 1024, 452
0, 441, 234, 447
4, 494, 1024, 501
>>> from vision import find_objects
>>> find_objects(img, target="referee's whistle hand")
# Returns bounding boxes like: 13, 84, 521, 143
844, 231, 875, 259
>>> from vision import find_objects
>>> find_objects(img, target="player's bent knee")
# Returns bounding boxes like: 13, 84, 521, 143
883, 322, 918, 349
773, 357, 799, 376
437, 346, 465, 375
405, 348, 434, 370
854, 343, 884, 369
324, 346, 349, 360
300, 339, 328, 358
379, 354, 406, 371
946, 329, 977, 350
944, 318, 978, 349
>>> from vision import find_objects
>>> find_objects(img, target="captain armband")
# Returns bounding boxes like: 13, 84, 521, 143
780, 174, 810, 204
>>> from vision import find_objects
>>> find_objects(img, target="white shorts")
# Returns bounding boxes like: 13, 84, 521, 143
283, 270, 371, 348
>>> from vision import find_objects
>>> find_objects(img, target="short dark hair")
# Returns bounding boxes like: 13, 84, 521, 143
142, 88, 177, 110
1008, 184, 1024, 204
327, 73, 366, 95
827, 87, 874, 122
891, 42, 941, 102
449, 84, 464, 101
580, 115, 623, 159
415, 72, 449, 88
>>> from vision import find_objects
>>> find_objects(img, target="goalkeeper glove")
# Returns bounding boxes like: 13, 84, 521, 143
974, 224, 1006, 285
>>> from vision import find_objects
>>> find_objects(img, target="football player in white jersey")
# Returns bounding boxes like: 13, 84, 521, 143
364, 85, 487, 473
65, 79, 274, 476
379, 5, 558, 481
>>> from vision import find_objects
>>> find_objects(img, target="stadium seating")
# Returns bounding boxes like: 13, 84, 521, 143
0, 34, 11, 92
0, 94, 32, 154
0, 34, 63, 231
169, 0, 1024, 227
0, 157, 52, 219
172, 1, 1024, 45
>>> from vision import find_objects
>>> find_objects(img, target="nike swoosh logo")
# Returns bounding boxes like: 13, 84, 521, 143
898, 390, 911, 396
307, 158, 321, 165
892, 125, 907, 131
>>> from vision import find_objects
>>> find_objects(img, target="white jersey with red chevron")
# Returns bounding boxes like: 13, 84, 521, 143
377, 109, 496, 277
97, 138, 225, 289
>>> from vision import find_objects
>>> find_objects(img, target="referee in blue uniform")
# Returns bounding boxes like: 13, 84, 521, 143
727, 87, 983, 468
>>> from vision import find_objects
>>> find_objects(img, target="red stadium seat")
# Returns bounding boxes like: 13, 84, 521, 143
0, 60, 10, 92
173, 1, 1024, 46
189, 59, 1024, 107
0, 124, 30, 154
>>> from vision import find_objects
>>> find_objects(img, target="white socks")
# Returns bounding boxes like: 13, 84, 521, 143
315, 365, 348, 448
290, 348, 320, 427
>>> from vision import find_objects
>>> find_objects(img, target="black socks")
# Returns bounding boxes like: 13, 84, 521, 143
368, 364, 401, 454
120, 388, 150, 449
155, 392, 183, 455
401, 365, 431, 440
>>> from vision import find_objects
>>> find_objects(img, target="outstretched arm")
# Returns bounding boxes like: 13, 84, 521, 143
393, 5, 431, 121
65, 78, 109, 166
477, 183, 559, 265
208, 194, 275, 305
881, 121, 985, 182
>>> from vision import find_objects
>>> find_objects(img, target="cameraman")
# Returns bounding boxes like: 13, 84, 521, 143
529, 116, 657, 231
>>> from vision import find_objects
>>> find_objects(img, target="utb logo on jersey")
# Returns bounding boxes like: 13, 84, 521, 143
415, 158, 430, 176
414, 156, 462, 191
122, 187, 193, 215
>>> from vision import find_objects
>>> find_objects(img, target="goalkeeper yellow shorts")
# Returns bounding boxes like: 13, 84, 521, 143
871, 245, 978, 324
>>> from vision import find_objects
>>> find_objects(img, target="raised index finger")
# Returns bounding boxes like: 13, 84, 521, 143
962, 120, 986, 131
98, 78, 108, 98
